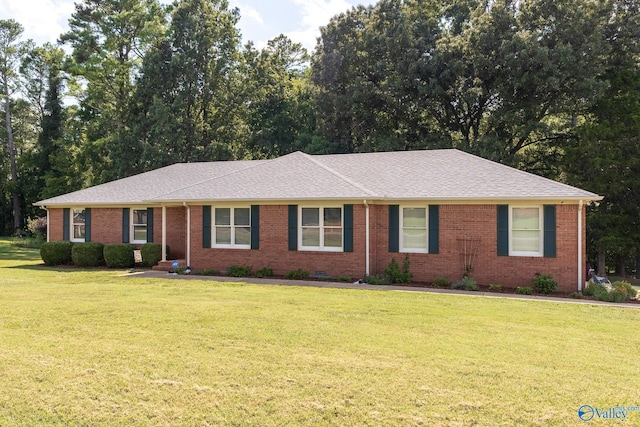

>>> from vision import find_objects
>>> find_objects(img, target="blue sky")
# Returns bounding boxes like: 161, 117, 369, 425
0, 0, 378, 53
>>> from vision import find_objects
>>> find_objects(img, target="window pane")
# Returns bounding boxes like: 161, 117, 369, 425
324, 227, 342, 247
302, 208, 319, 227
236, 227, 251, 245
403, 229, 427, 249
215, 208, 231, 226
133, 209, 147, 225
234, 208, 250, 226
512, 230, 540, 252
513, 208, 539, 230
74, 225, 85, 240
324, 208, 342, 227
133, 225, 147, 241
216, 227, 231, 244
301, 228, 320, 246
403, 208, 426, 228
73, 210, 85, 224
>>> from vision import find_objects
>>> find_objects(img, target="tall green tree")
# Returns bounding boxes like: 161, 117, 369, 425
60, 0, 166, 182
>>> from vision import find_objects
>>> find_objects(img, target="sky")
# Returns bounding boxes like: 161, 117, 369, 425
0, 0, 378, 53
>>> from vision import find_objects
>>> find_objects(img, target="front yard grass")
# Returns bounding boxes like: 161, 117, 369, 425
1, 239, 639, 426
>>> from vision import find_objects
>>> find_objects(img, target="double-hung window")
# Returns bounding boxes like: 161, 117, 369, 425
510, 206, 542, 257
71, 209, 86, 242
213, 207, 251, 249
299, 207, 343, 251
131, 209, 148, 244
400, 207, 428, 253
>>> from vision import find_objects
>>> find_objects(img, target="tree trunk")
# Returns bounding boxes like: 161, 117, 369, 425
636, 246, 640, 279
3, 84, 21, 232
615, 258, 625, 277
597, 247, 606, 276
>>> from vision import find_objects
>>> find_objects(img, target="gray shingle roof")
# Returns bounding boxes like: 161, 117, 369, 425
35, 149, 600, 206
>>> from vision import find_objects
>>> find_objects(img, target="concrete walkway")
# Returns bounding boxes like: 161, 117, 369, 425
125, 270, 640, 309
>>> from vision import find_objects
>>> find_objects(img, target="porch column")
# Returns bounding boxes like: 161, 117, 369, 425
162, 205, 167, 262
185, 203, 191, 267
578, 200, 583, 291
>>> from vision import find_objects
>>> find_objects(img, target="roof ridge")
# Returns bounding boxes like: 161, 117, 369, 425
299, 151, 380, 198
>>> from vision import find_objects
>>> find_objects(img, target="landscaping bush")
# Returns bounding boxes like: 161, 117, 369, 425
611, 281, 637, 301
569, 291, 583, 299
196, 268, 217, 276
431, 277, 449, 287
255, 267, 274, 278
488, 284, 503, 292
104, 244, 136, 268
338, 276, 352, 283
531, 274, 558, 294
27, 217, 47, 238
385, 255, 412, 283
71, 242, 105, 267
585, 282, 611, 301
285, 269, 310, 280
40, 241, 73, 266
451, 276, 479, 291
516, 287, 532, 295
228, 265, 252, 277
140, 243, 169, 267
365, 274, 391, 285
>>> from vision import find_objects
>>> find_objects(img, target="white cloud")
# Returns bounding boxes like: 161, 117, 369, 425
288, 0, 353, 52
233, 2, 265, 26
0, 0, 75, 45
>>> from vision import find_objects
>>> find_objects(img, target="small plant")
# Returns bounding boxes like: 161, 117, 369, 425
140, 243, 169, 267
585, 282, 611, 301
488, 284, 503, 292
338, 276, 352, 283
40, 241, 73, 265
255, 267, 274, 278
531, 274, 558, 295
385, 255, 412, 283
104, 244, 136, 268
516, 286, 532, 295
196, 268, 217, 276
228, 265, 253, 277
285, 268, 310, 280
569, 291, 583, 299
365, 274, 391, 285
431, 277, 449, 287
611, 281, 637, 301
71, 242, 105, 267
451, 276, 478, 291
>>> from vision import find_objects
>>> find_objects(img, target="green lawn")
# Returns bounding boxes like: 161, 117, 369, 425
1, 239, 639, 426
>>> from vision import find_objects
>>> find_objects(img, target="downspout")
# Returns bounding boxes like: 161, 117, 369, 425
183, 202, 191, 267
364, 200, 370, 277
578, 200, 584, 291
162, 205, 167, 262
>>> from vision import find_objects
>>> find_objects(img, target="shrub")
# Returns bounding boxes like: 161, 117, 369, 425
255, 267, 274, 278
488, 284, 503, 292
587, 282, 612, 302
365, 274, 391, 285
104, 244, 136, 268
285, 268, 310, 280
431, 277, 449, 287
516, 287, 533, 295
451, 276, 478, 291
40, 241, 73, 266
338, 276, 352, 283
385, 255, 412, 283
71, 242, 105, 267
611, 281, 637, 301
140, 243, 169, 267
27, 217, 48, 238
569, 291, 583, 299
531, 274, 558, 295
197, 268, 217, 276
228, 265, 252, 277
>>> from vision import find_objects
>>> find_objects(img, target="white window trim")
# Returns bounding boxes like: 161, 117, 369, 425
298, 206, 343, 252
212, 206, 251, 250
399, 206, 429, 254
70, 208, 86, 243
509, 205, 543, 257
130, 208, 148, 244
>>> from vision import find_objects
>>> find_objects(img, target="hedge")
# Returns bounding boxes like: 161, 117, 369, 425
71, 242, 105, 267
104, 244, 136, 268
40, 241, 73, 266
140, 243, 169, 267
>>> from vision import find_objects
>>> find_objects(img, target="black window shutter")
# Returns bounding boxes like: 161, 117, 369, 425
202, 206, 211, 248
146, 208, 154, 243
288, 205, 298, 251
344, 204, 353, 252
543, 205, 557, 258
63, 208, 70, 241
497, 205, 509, 256
389, 205, 399, 253
251, 205, 260, 250
85, 208, 91, 242
428, 205, 439, 254
122, 208, 130, 243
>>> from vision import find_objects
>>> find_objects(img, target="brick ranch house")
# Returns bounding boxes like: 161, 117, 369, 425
35, 149, 601, 292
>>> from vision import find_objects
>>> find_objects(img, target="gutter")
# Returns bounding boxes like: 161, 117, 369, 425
578, 200, 584, 291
